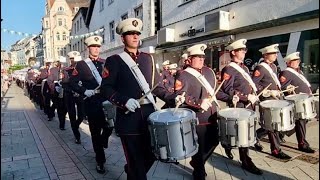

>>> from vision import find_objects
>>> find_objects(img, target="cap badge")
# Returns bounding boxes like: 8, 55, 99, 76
73, 52, 77, 55
94, 37, 99, 41
132, 20, 138, 27
200, 46, 205, 51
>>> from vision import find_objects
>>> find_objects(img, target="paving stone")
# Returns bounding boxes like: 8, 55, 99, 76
2, 159, 29, 172
28, 157, 45, 168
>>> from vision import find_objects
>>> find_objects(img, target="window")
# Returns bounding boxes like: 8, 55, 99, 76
100, 0, 104, 11
74, 23, 76, 33
121, 13, 128, 20
100, 26, 105, 44
62, 32, 66, 40
109, 21, 115, 42
58, 18, 62, 26
134, 5, 143, 20
80, 17, 82, 28
74, 7, 79, 13
56, 32, 60, 41
64, 19, 66, 26
57, 47, 60, 56
77, 20, 79, 31
63, 48, 66, 56
81, 39, 83, 52
108, 0, 114, 5
78, 42, 80, 52
58, 7, 64, 11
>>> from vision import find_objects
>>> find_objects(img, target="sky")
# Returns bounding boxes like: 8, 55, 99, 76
1, 0, 45, 51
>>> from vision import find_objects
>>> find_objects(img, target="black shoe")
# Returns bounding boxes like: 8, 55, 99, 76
299, 146, 315, 153
96, 163, 106, 174
279, 133, 286, 143
272, 151, 291, 160
189, 161, 207, 177
48, 118, 53, 121
75, 139, 81, 144
225, 148, 233, 159
242, 162, 263, 175
254, 142, 263, 152
60, 127, 65, 130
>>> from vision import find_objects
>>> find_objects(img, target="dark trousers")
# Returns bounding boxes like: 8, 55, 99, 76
191, 123, 219, 180
85, 96, 113, 164
52, 94, 67, 128
64, 91, 84, 140
120, 134, 156, 180
295, 119, 309, 148
256, 128, 281, 153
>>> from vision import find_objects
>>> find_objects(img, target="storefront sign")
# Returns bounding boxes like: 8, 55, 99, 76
180, 27, 204, 37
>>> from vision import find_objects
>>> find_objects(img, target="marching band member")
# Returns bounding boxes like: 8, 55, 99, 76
100, 18, 177, 180
279, 52, 315, 153
163, 63, 178, 93
41, 59, 53, 116
47, 59, 67, 130
218, 39, 262, 175
61, 51, 84, 144
252, 44, 292, 159
174, 44, 220, 180
69, 35, 113, 174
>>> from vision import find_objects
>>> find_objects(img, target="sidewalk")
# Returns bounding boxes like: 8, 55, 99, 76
1, 84, 319, 180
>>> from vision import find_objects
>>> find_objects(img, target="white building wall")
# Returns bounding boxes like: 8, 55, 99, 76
89, 0, 154, 58
160, 0, 319, 43
70, 11, 89, 59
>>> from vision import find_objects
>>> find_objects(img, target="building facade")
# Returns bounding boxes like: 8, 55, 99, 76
157, 0, 319, 88
42, 0, 89, 60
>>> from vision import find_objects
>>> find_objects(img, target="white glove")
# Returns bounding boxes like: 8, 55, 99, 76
286, 85, 295, 94
125, 98, 141, 112
84, 90, 95, 97
200, 98, 212, 111
248, 94, 259, 104
262, 90, 271, 97
232, 95, 240, 104
175, 94, 186, 105
270, 90, 281, 97
55, 86, 62, 93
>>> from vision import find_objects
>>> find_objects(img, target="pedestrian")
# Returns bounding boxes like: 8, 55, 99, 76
61, 51, 85, 144
252, 44, 291, 159
174, 44, 220, 180
100, 18, 179, 180
69, 35, 113, 174
279, 52, 315, 153
217, 39, 262, 175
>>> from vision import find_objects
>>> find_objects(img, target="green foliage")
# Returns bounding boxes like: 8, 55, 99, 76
9, 64, 28, 72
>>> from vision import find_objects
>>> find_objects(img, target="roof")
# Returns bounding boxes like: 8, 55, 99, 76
66, 0, 90, 12
85, 0, 96, 28
72, 7, 88, 21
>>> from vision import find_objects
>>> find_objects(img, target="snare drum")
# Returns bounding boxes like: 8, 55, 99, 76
285, 94, 317, 120
218, 108, 257, 148
148, 108, 198, 161
102, 100, 116, 127
259, 100, 295, 131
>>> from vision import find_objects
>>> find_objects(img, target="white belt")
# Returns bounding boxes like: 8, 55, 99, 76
139, 98, 152, 105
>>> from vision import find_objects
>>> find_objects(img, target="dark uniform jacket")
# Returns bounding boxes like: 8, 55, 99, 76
69, 59, 105, 96
175, 66, 218, 124
279, 67, 312, 94
252, 62, 280, 95
218, 62, 255, 108
163, 73, 175, 92
61, 65, 75, 93
100, 50, 175, 134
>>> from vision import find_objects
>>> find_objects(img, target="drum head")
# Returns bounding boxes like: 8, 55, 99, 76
285, 94, 310, 101
148, 108, 195, 124
260, 100, 291, 108
218, 108, 255, 119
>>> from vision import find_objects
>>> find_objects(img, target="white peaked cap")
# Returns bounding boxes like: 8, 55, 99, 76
284, 52, 300, 62
116, 18, 143, 35
226, 39, 247, 51
259, 44, 279, 54
187, 44, 207, 56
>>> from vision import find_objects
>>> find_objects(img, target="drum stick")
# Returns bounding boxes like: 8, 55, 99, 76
245, 83, 272, 108
173, 92, 186, 115
202, 79, 225, 113
83, 85, 100, 100
280, 86, 299, 93
125, 82, 160, 114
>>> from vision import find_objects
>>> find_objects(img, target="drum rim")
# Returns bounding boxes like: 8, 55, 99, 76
259, 99, 293, 107
217, 108, 256, 119
148, 108, 196, 124
284, 94, 311, 100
